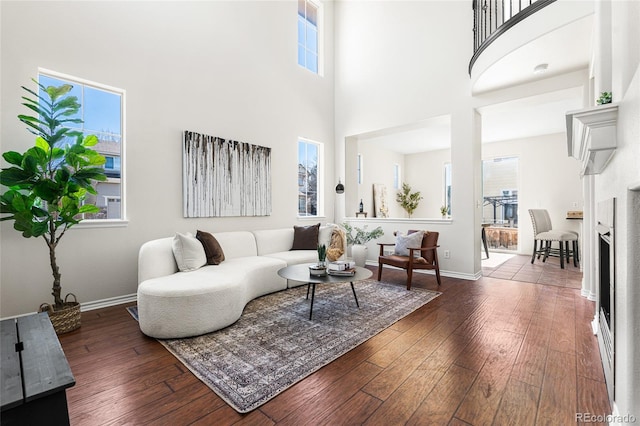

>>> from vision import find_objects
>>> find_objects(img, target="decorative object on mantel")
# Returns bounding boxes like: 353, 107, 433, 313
335, 179, 344, 194
440, 205, 449, 219
596, 91, 612, 105
127, 280, 441, 413
566, 103, 618, 176
396, 182, 423, 218
0, 80, 108, 334
183, 130, 271, 217
343, 223, 384, 267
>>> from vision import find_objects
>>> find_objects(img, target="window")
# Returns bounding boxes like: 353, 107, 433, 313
39, 70, 125, 221
298, 139, 323, 216
444, 163, 452, 216
393, 164, 401, 190
357, 154, 363, 185
298, 0, 319, 74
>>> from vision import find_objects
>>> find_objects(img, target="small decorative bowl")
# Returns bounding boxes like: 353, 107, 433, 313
309, 265, 327, 276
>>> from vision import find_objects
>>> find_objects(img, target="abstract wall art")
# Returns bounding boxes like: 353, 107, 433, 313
183, 130, 271, 217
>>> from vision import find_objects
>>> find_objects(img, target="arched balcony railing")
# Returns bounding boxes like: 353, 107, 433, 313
469, 0, 556, 75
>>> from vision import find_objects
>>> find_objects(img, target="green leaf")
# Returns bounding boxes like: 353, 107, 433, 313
45, 84, 73, 102
82, 134, 98, 147
2, 151, 23, 166
33, 180, 62, 203
35, 137, 50, 153
0, 167, 34, 186
78, 204, 100, 214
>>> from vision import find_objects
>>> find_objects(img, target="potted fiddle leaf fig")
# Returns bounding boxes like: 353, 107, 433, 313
0, 79, 107, 333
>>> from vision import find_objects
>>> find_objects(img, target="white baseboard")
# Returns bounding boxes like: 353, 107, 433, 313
80, 293, 137, 312
0, 293, 137, 321
369, 262, 481, 281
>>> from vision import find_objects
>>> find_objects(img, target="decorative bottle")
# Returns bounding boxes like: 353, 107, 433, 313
359, 199, 364, 213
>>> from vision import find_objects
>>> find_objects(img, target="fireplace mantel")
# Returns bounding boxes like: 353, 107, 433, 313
566, 103, 618, 176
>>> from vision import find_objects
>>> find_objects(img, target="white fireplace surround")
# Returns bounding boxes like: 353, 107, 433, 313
566, 103, 619, 176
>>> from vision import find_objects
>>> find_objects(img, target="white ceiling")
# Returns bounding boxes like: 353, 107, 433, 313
353, 13, 593, 153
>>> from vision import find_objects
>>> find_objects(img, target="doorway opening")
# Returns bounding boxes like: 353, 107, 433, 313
482, 156, 519, 252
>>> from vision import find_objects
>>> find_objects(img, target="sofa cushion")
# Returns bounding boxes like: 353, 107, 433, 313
253, 228, 295, 255
211, 231, 259, 259
196, 230, 225, 265
291, 223, 320, 250
394, 231, 424, 257
172, 232, 207, 271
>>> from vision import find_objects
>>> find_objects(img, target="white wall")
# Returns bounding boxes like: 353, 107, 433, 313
335, 0, 482, 278
405, 148, 451, 218
0, 1, 335, 317
593, 0, 640, 416
482, 134, 583, 254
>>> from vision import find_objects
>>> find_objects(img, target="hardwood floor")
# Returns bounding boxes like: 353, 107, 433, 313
58, 264, 610, 425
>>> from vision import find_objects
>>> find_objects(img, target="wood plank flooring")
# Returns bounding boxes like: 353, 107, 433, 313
57, 260, 610, 425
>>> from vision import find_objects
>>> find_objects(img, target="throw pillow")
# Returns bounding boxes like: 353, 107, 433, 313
196, 230, 225, 265
291, 223, 320, 250
394, 230, 425, 257
172, 232, 207, 272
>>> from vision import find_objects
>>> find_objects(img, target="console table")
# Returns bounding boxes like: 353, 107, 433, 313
1, 312, 75, 425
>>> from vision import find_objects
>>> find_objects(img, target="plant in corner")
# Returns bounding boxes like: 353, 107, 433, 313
396, 182, 423, 218
0, 79, 107, 333
440, 205, 449, 218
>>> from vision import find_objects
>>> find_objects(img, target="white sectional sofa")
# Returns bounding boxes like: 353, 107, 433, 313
137, 225, 343, 339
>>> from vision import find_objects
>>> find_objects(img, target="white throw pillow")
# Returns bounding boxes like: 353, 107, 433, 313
172, 232, 207, 272
394, 231, 424, 257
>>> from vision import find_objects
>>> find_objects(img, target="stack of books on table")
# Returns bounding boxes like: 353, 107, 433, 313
328, 261, 356, 276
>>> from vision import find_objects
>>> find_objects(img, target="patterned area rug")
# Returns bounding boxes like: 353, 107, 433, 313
128, 279, 440, 413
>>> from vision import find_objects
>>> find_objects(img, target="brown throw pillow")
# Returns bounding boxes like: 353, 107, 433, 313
196, 230, 225, 265
291, 223, 320, 250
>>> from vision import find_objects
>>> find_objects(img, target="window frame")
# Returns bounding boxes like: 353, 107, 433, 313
297, 0, 323, 75
38, 68, 127, 227
297, 138, 324, 218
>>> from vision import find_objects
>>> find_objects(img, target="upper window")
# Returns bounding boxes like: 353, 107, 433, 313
298, 139, 323, 216
298, 0, 319, 74
39, 70, 125, 221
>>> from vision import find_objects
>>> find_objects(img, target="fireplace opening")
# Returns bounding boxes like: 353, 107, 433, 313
599, 233, 611, 327
596, 197, 615, 403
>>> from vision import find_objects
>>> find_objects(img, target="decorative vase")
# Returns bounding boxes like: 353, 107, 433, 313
352, 244, 367, 267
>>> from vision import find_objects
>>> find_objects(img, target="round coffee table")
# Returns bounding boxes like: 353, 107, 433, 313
277, 263, 373, 320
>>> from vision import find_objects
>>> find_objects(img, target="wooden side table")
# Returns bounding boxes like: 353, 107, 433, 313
1, 312, 75, 425
355, 212, 368, 218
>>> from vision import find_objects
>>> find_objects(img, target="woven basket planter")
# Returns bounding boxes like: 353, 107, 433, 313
39, 293, 81, 335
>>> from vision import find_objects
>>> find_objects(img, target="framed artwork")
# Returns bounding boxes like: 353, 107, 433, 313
183, 130, 271, 217
373, 183, 389, 218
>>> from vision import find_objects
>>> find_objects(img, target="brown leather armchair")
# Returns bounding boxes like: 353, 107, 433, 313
377, 230, 441, 290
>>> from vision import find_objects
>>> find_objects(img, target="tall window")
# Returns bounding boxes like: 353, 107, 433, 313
298, 0, 319, 74
357, 154, 363, 185
393, 164, 401, 190
39, 70, 125, 221
298, 139, 323, 216
444, 163, 452, 216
